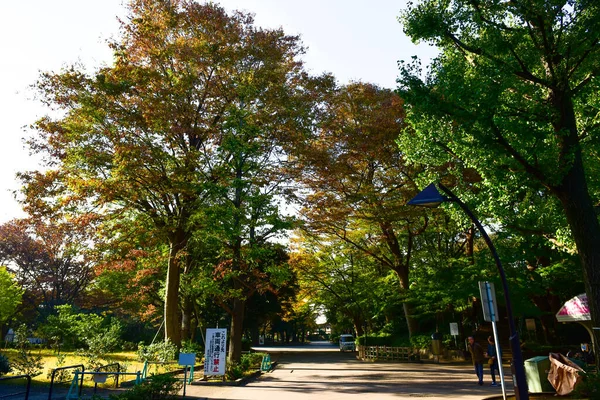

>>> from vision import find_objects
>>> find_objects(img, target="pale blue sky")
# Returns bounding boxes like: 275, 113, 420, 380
0, 0, 437, 223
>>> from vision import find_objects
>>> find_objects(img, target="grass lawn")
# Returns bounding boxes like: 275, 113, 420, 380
0, 348, 184, 388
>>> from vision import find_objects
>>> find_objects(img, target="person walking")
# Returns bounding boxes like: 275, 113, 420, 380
486, 336, 500, 387
468, 336, 485, 385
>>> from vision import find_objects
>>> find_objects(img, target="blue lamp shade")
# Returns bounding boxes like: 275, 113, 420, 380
406, 183, 447, 207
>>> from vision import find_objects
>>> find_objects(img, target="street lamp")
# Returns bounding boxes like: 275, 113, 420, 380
408, 183, 529, 400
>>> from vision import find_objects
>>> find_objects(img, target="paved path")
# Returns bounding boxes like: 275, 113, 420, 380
182, 343, 511, 399
0, 342, 510, 399
0, 383, 125, 400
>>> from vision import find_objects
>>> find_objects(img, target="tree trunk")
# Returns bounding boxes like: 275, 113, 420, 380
393, 265, 419, 337
164, 232, 185, 346
353, 320, 365, 337
555, 166, 600, 350
228, 287, 246, 364
181, 295, 194, 342
549, 90, 600, 353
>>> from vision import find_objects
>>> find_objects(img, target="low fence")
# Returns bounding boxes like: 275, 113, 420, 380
358, 345, 467, 362
48, 364, 84, 400
0, 374, 31, 400
358, 346, 417, 361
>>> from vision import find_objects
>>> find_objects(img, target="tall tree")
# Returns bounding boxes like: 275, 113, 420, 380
398, 0, 600, 339
293, 82, 426, 336
0, 219, 94, 315
24, 0, 312, 346
291, 233, 402, 337
0, 266, 24, 330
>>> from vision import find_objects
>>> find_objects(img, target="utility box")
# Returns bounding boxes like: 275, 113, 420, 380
525, 356, 554, 393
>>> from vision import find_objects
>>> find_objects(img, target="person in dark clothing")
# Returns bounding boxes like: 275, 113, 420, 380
486, 336, 500, 386
468, 336, 485, 385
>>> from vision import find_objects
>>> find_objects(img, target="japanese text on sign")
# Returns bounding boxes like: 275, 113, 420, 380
204, 328, 227, 376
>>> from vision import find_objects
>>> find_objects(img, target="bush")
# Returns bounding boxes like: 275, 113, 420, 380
240, 352, 265, 371
108, 374, 182, 400
137, 340, 178, 363
180, 340, 202, 355
77, 318, 122, 369
46, 353, 68, 382
225, 362, 244, 381
11, 325, 44, 377
572, 368, 600, 399
409, 335, 432, 350
356, 334, 410, 347
0, 353, 11, 376
224, 353, 266, 381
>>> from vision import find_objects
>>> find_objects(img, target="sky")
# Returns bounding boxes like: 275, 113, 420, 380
0, 0, 438, 224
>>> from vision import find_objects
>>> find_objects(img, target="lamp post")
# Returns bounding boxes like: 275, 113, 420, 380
408, 183, 529, 400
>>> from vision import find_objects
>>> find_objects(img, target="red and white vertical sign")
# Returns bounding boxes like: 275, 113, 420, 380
204, 328, 227, 376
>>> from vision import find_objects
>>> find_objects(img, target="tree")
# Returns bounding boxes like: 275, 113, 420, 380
25, 0, 313, 347
291, 233, 403, 337
0, 219, 93, 316
0, 266, 23, 328
293, 82, 426, 336
398, 0, 600, 339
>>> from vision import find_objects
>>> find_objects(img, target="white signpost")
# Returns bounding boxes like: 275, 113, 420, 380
450, 322, 459, 348
479, 281, 507, 400
204, 328, 227, 377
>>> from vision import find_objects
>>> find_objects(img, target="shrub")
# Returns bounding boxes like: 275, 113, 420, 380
356, 334, 418, 347
240, 352, 265, 371
137, 340, 178, 363
108, 374, 182, 400
357, 334, 392, 346
225, 362, 244, 381
409, 335, 432, 350
572, 368, 600, 399
180, 340, 202, 355
0, 353, 11, 376
46, 352, 68, 382
11, 324, 44, 377
121, 341, 138, 352
77, 318, 122, 369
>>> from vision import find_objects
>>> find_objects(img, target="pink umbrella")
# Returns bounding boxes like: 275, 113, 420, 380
556, 293, 590, 322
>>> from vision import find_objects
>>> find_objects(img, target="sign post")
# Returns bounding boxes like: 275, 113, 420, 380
178, 352, 196, 397
479, 281, 507, 400
450, 322, 459, 348
204, 328, 227, 379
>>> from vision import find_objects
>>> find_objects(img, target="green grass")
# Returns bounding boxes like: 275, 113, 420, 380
0, 349, 175, 387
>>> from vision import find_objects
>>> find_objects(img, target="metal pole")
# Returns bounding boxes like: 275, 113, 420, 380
492, 320, 507, 400
183, 366, 187, 397
438, 183, 529, 400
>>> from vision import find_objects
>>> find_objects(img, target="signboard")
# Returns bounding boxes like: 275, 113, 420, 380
450, 322, 459, 336
478, 281, 499, 322
204, 328, 227, 376
526, 319, 536, 332
179, 352, 196, 366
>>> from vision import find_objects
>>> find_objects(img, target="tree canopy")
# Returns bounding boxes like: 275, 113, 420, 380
24, 0, 317, 361
398, 0, 600, 338
0, 266, 23, 327
5, 0, 595, 365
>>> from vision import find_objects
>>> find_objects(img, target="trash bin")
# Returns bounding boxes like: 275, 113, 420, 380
431, 332, 443, 356
525, 356, 554, 393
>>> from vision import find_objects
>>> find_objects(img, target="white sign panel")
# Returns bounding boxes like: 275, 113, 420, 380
204, 328, 227, 376
450, 322, 459, 336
